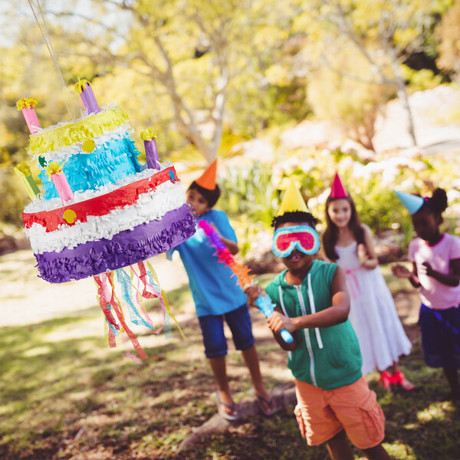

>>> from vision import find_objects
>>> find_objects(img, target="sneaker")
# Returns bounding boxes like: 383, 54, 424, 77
378, 371, 393, 391
392, 370, 414, 391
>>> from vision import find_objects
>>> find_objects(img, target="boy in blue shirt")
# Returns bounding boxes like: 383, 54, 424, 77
169, 160, 275, 420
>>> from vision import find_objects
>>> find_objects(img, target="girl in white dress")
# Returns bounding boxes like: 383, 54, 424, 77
322, 174, 413, 390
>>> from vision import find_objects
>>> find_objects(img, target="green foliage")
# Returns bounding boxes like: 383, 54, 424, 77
217, 142, 460, 256
0, 165, 28, 226
402, 65, 444, 92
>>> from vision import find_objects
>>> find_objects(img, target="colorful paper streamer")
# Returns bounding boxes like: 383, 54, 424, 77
198, 220, 293, 344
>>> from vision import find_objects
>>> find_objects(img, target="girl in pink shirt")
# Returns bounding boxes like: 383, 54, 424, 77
393, 188, 460, 401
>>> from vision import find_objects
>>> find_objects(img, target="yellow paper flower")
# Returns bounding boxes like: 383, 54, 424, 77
74, 79, 91, 94
15, 161, 32, 176
45, 161, 64, 177
141, 129, 158, 141
16, 97, 38, 111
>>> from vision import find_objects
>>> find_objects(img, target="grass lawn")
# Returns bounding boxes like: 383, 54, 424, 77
0, 254, 459, 459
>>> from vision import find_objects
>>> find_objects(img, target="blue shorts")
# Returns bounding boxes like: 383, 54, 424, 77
198, 304, 255, 358
418, 303, 460, 368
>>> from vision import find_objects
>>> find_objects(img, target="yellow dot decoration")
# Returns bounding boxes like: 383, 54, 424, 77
82, 139, 96, 153
63, 209, 77, 224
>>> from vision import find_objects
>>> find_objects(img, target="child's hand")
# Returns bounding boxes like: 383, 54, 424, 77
244, 284, 264, 307
421, 262, 435, 277
267, 311, 296, 333
391, 264, 412, 278
357, 244, 368, 265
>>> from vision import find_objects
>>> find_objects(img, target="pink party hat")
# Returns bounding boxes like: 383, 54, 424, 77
330, 173, 348, 198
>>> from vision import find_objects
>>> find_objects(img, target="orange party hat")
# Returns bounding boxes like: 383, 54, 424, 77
330, 173, 348, 198
195, 159, 217, 190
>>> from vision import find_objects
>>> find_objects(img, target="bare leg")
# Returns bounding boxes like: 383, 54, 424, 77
377, 361, 398, 376
325, 430, 354, 460
208, 356, 237, 416
443, 367, 460, 399
387, 361, 398, 374
362, 444, 391, 460
242, 344, 270, 399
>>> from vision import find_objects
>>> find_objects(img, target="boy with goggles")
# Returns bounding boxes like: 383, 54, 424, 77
246, 181, 389, 460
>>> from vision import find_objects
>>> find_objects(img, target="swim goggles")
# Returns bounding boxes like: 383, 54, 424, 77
272, 225, 320, 257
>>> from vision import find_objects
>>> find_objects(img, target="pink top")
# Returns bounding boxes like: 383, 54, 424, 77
408, 233, 460, 309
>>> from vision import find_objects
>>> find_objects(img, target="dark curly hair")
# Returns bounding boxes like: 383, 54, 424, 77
417, 188, 448, 216
187, 181, 221, 208
272, 211, 319, 229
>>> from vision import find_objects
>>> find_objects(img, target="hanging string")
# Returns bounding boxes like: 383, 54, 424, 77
27, 0, 78, 119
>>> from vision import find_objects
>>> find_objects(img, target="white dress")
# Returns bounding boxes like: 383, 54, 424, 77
335, 242, 412, 374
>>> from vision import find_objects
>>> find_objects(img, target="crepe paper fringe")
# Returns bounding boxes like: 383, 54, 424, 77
34, 205, 196, 283
23, 166, 178, 231
28, 106, 128, 155
38, 136, 142, 200
93, 260, 183, 359
197, 220, 255, 289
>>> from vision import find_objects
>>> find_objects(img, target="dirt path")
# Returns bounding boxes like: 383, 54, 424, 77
0, 249, 420, 331
0, 249, 190, 327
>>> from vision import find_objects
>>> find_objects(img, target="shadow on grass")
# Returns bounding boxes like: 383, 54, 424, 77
1, 271, 460, 460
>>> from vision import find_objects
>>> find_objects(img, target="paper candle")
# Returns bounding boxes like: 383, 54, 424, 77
141, 129, 160, 170
46, 161, 74, 204
74, 80, 100, 114
14, 162, 40, 200
16, 98, 41, 134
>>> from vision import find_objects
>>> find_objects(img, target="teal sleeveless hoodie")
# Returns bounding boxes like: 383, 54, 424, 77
265, 260, 362, 390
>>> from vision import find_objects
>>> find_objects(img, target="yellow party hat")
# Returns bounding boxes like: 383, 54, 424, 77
278, 179, 309, 215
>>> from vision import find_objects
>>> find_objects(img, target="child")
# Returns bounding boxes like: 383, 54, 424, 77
392, 188, 460, 401
169, 160, 276, 420
246, 180, 390, 460
322, 173, 412, 390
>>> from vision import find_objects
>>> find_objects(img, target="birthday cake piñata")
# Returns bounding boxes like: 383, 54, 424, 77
15, 80, 195, 357
17, 81, 196, 284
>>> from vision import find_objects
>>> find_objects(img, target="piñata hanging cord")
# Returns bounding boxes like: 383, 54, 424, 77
27, 0, 77, 119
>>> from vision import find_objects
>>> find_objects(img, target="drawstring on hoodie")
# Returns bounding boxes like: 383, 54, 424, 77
277, 273, 323, 350
307, 273, 323, 349
277, 272, 323, 387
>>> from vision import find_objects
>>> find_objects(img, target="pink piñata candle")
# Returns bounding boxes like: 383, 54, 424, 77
16, 98, 41, 134
46, 162, 74, 204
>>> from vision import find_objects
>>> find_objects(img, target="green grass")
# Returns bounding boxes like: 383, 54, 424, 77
0, 264, 459, 459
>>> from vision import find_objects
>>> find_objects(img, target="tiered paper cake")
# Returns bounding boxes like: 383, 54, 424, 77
17, 81, 195, 284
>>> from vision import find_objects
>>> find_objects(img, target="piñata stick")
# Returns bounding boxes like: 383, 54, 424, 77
198, 220, 293, 344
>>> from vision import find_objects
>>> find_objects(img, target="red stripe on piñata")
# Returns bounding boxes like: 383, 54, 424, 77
23, 166, 179, 232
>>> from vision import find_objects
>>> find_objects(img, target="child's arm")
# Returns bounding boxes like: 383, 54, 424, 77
392, 262, 421, 287
209, 222, 239, 255
267, 267, 350, 333
220, 235, 239, 255
270, 307, 297, 351
422, 258, 460, 287
245, 285, 296, 351
357, 225, 378, 269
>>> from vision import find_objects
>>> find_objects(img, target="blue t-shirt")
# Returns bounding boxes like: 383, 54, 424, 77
171, 209, 247, 317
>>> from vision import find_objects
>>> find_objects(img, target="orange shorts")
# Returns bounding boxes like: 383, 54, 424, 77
294, 376, 385, 450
